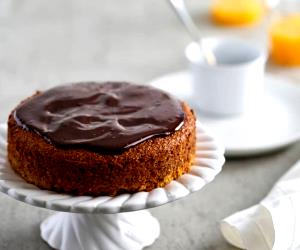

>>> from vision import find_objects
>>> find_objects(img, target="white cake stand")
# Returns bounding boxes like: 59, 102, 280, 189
0, 122, 224, 250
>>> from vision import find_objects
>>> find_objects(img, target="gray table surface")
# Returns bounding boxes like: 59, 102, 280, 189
0, 1, 299, 249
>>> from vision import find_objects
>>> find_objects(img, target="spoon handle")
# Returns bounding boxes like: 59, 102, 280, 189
168, 0, 200, 42
167, 0, 217, 65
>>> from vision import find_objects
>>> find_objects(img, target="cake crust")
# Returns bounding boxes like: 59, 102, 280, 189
8, 99, 196, 196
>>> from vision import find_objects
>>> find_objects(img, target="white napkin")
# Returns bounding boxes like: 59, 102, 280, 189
221, 160, 300, 250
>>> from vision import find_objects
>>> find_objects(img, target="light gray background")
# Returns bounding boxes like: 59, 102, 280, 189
0, 1, 299, 249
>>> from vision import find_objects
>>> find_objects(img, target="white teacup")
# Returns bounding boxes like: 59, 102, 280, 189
185, 37, 267, 116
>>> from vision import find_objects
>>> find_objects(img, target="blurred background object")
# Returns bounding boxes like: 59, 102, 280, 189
269, 0, 300, 66
211, 0, 265, 26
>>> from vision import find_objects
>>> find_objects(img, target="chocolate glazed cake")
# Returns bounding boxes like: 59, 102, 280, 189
7, 82, 196, 196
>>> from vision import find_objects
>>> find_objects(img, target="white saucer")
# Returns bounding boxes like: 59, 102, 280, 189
149, 71, 300, 157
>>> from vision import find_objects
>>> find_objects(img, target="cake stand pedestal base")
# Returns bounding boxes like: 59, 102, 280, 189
40, 210, 160, 250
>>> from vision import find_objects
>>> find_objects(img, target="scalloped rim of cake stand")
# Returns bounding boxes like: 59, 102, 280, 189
0, 121, 225, 214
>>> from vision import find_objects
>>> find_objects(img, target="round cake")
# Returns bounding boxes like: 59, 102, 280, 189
7, 82, 196, 196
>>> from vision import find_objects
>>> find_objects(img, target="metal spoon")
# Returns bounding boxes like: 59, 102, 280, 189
168, 0, 217, 65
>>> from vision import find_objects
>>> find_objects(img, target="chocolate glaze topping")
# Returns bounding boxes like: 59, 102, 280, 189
14, 82, 185, 153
